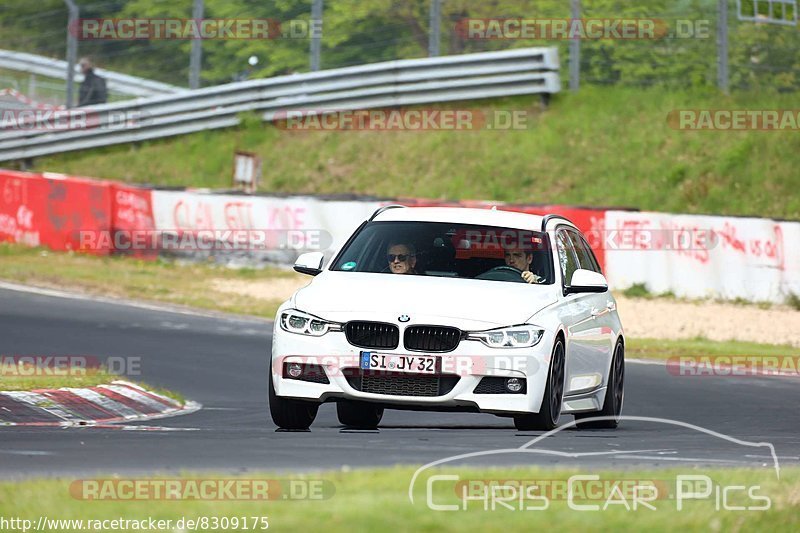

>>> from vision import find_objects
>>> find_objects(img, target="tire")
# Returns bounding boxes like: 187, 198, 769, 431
575, 340, 625, 429
514, 338, 565, 431
268, 369, 319, 430
337, 400, 384, 429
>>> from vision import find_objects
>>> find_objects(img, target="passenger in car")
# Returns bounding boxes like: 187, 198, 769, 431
387, 243, 417, 274
504, 246, 544, 284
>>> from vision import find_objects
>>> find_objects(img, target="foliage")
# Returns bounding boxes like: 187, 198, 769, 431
0, 0, 797, 90
622, 283, 652, 299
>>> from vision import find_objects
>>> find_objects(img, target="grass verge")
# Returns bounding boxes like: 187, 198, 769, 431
625, 338, 800, 359
28, 87, 800, 220
0, 466, 796, 531
0, 243, 303, 319
626, 338, 800, 360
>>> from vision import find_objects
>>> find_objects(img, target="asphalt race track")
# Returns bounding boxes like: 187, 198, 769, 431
1, 285, 799, 479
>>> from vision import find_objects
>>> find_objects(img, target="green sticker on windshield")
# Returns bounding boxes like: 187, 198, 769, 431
342, 261, 357, 270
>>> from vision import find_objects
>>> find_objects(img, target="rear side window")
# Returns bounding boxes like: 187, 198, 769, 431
556, 230, 580, 286
568, 230, 602, 274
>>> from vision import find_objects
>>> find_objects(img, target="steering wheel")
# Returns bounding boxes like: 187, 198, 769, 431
475, 265, 526, 283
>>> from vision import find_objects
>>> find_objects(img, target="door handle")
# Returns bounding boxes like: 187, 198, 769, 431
606, 301, 616, 311
590, 308, 603, 318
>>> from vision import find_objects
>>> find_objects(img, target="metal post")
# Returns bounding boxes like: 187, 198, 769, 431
64, 0, 79, 108
29, 73, 37, 101
718, 0, 729, 93
189, 0, 204, 89
310, 0, 323, 71
428, 0, 441, 57
569, 0, 580, 91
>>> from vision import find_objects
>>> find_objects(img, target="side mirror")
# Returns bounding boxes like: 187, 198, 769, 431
565, 269, 608, 295
294, 252, 325, 276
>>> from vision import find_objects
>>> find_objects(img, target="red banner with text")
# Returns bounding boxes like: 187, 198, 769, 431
0, 170, 112, 255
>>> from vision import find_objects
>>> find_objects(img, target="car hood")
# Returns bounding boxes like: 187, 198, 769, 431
292, 272, 558, 329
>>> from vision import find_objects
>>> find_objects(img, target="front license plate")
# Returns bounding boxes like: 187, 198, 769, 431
360, 352, 437, 374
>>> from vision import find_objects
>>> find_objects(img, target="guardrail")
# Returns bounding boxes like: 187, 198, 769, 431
0, 47, 560, 162
0, 49, 182, 98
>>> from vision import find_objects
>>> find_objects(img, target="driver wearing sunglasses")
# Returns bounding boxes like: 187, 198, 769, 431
386, 243, 417, 275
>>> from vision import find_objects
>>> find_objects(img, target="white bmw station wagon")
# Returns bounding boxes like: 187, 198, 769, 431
270, 206, 624, 431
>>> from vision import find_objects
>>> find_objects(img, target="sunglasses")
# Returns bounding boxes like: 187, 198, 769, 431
387, 254, 412, 262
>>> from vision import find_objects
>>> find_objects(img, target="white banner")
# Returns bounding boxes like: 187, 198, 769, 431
149, 190, 800, 303
151, 190, 381, 264
604, 211, 800, 303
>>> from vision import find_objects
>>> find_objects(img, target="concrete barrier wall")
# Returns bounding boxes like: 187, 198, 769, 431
2, 169, 798, 303
604, 210, 800, 303
0, 170, 112, 254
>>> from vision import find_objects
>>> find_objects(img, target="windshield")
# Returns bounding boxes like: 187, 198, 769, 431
331, 221, 554, 284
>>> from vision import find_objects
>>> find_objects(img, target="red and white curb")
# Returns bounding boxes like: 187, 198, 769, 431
0, 381, 201, 427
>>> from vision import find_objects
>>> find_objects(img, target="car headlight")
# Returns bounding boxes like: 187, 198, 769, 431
466, 325, 544, 348
279, 309, 342, 336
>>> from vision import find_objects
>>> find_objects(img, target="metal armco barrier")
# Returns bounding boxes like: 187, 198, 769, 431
0, 49, 183, 98
0, 47, 560, 162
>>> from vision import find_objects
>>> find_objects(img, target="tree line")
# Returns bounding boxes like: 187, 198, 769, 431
0, 0, 796, 90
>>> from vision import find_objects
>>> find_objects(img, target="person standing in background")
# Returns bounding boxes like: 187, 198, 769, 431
78, 57, 107, 107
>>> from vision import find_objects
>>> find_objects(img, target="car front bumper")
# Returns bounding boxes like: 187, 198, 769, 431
271, 326, 600, 416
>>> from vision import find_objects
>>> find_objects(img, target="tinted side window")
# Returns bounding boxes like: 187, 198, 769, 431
556, 230, 580, 285
568, 231, 602, 274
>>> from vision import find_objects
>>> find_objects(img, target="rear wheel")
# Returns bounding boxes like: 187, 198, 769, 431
337, 400, 384, 429
268, 369, 319, 430
514, 338, 565, 431
575, 340, 625, 429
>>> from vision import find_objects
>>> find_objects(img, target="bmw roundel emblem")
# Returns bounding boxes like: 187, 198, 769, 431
398, 315, 410, 323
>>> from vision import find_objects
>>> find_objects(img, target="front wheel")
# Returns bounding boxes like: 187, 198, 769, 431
337, 400, 384, 429
269, 369, 319, 430
514, 338, 565, 431
575, 340, 624, 429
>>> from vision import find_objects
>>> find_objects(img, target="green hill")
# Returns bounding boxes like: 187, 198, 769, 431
29, 86, 800, 219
